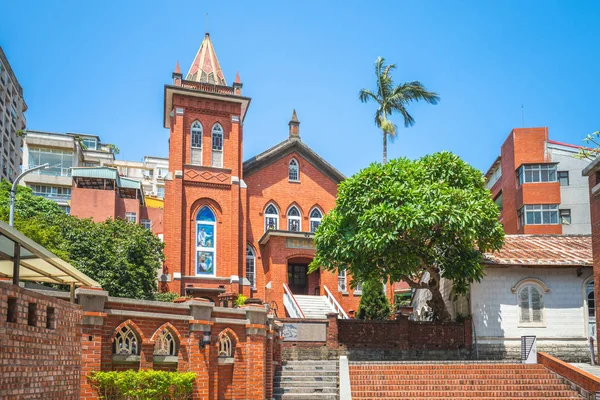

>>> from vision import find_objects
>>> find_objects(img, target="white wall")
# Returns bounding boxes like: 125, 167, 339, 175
549, 144, 591, 234
471, 266, 592, 340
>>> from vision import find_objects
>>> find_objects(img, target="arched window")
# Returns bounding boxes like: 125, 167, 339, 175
289, 158, 299, 181
518, 284, 544, 324
338, 269, 347, 292
246, 245, 256, 290
287, 206, 301, 232
211, 123, 223, 168
218, 333, 232, 357
154, 329, 177, 356
113, 325, 139, 355
264, 204, 279, 232
190, 121, 203, 165
196, 206, 216, 276
309, 208, 323, 233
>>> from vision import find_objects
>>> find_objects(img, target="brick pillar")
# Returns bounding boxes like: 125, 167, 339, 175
464, 317, 473, 351
327, 312, 339, 348
243, 306, 269, 399
76, 288, 108, 400
188, 300, 214, 399
139, 341, 154, 370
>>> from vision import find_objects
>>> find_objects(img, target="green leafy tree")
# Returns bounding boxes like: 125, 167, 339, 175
356, 279, 392, 320
359, 57, 440, 164
0, 180, 164, 299
310, 152, 504, 321
576, 130, 600, 160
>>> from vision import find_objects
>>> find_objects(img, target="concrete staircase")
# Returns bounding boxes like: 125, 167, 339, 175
349, 362, 582, 399
274, 360, 339, 400
294, 295, 336, 319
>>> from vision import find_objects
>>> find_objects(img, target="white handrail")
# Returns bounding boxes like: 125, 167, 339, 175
324, 285, 349, 319
283, 283, 305, 318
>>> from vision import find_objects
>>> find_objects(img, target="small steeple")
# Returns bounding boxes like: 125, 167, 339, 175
289, 109, 300, 139
233, 71, 243, 95
172, 61, 183, 85
174, 61, 181, 74
186, 33, 227, 85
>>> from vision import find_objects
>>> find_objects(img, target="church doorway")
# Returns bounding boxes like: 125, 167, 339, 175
287, 264, 308, 295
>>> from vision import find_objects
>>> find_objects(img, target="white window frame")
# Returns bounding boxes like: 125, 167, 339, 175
517, 163, 558, 185
191, 120, 203, 166
211, 123, 223, 168
125, 212, 137, 223
309, 207, 323, 233
264, 203, 279, 232
141, 219, 151, 229
196, 206, 217, 277
518, 204, 559, 227
338, 270, 347, 293
246, 245, 256, 290
287, 205, 301, 232
512, 279, 548, 328
154, 329, 177, 356
288, 158, 299, 182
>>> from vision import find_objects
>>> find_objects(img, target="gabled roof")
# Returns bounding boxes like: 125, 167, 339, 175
243, 138, 345, 183
483, 235, 592, 267
186, 33, 226, 85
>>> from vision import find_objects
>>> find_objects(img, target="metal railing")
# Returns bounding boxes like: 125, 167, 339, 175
283, 283, 305, 318
324, 285, 349, 319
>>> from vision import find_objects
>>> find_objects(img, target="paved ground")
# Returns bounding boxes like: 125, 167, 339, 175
570, 363, 600, 377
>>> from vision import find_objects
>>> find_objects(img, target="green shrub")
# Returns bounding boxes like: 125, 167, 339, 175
89, 370, 196, 400
234, 293, 247, 307
356, 279, 392, 320
155, 292, 180, 302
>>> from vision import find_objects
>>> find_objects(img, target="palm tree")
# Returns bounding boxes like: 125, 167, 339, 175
359, 57, 440, 163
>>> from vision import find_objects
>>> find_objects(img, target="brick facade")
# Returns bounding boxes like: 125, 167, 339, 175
0, 281, 83, 400
584, 164, 600, 358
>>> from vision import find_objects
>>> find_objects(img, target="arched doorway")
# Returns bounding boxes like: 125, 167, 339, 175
586, 279, 596, 340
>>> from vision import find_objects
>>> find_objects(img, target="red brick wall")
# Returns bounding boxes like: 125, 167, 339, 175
71, 187, 118, 222
588, 173, 600, 359
0, 281, 83, 400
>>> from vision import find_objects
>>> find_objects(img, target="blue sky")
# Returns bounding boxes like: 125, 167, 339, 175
1, 1, 598, 176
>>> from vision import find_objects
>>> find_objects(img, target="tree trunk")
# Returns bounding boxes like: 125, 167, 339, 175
426, 286, 452, 322
383, 131, 387, 164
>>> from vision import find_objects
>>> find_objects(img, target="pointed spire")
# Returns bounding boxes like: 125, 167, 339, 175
186, 33, 227, 85
289, 109, 300, 139
174, 61, 181, 74
235, 71, 241, 84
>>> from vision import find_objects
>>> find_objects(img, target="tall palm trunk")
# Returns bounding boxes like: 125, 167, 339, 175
382, 131, 387, 164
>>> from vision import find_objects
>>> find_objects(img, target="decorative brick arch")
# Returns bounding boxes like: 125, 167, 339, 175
286, 253, 314, 263
111, 319, 148, 344
189, 198, 223, 222
151, 322, 184, 344
217, 327, 241, 348
286, 201, 305, 216
263, 200, 282, 215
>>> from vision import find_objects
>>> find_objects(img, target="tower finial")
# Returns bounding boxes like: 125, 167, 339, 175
289, 109, 300, 139
206, 13, 209, 35
235, 71, 241, 84
174, 61, 181, 74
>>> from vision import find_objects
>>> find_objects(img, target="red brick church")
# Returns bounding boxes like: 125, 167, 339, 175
162, 33, 393, 318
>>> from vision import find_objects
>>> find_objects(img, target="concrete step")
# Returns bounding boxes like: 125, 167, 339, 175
275, 376, 338, 383
293, 295, 337, 319
273, 394, 338, 400
275, 387, 338, 394
282, 364, 338, 372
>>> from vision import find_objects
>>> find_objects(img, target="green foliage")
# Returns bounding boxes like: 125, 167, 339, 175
234, 293, 247, 307
394, 293, 412, 308
576, 130, 600, 160
310, 152, 504, 321
0, 180, 164, 299
89, 370, 195, 400
155, 292, 180, 302
356, 279, 392, 320
359, 57, 439, 163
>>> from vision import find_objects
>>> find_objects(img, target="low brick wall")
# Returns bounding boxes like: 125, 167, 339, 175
0, 281, 83, 400
538, 352, 600, 399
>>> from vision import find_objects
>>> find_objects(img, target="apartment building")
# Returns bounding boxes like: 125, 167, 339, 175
0, 46, 27, 182
484, 127, 590, 234
112, 156, 168, 199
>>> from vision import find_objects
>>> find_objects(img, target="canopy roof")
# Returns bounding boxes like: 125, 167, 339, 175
0, 221, 100, 287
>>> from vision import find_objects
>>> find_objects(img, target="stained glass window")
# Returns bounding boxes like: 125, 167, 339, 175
310, 208, 322, 232
287, 206, 301, 231
196, 206, 216, 276
265, 204, 279, 232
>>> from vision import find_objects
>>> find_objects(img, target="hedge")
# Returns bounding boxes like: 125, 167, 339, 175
89, 370, 196, 400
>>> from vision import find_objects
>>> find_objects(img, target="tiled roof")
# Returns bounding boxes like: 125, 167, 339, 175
483, 235, 592, 266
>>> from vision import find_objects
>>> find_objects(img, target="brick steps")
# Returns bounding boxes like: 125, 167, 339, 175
350, 363, 582, 399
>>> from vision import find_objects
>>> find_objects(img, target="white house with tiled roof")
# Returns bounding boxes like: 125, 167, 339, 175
413, 234, 593, 361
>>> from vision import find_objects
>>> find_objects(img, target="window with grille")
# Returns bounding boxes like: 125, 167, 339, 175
113, 325, 139, 355
211, 123, 223, 167
154, 329, 177, 356
310, 208, 322, 232
338, 270, 347, 292
141, 219, 151, 229
191, 121, 203, 166
287, 206, 301, 231
289, 158, 299, 181
246, 246, 256, 290
264, 204, 279, 232
518, 285, 544, 324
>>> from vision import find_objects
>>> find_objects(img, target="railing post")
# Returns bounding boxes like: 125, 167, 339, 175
327, 312, 339, 348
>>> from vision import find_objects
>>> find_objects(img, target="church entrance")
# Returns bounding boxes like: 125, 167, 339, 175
287, 264, 308, 295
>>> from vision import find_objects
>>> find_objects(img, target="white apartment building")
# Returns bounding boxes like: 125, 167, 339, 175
0, 46, 27, 182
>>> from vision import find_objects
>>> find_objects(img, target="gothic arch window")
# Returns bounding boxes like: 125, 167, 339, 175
113, 325, 140, 355
246, 245, 256, 290
196, 206, 216, 276
309, 207, 323, 233
587, 279, 595, 318
287, 206, 301, 232
211, 123, 224, 168
191, 121, 203, 166
264, 203, 279, 232
517, 283, 545, 326
154, 329, 177, 356
218, 333, 233, 357
289, 158, 299, 181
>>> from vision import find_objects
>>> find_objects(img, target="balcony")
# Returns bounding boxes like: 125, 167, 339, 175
32, 191, 71, 202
